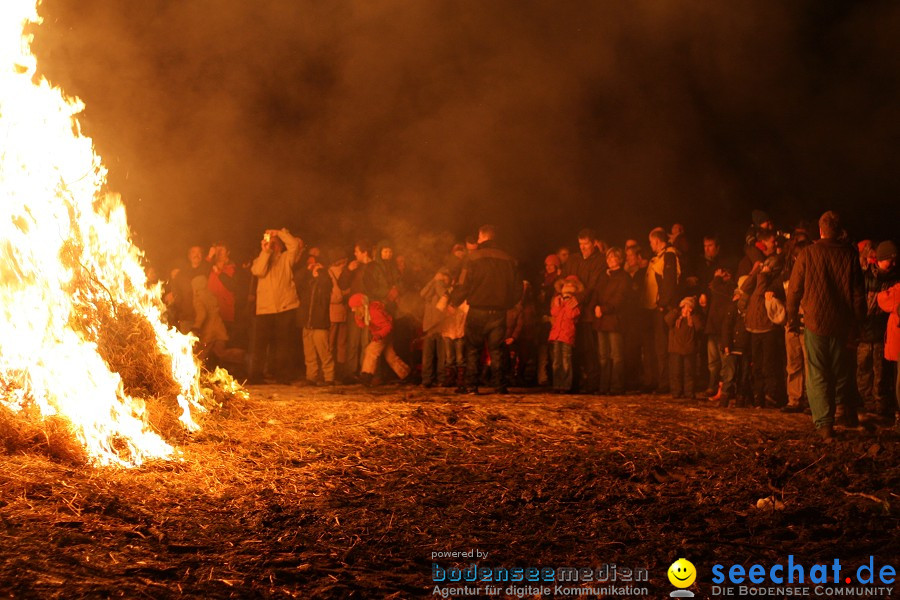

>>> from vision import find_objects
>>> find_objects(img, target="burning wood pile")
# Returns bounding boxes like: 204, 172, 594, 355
0, 0, 239, 467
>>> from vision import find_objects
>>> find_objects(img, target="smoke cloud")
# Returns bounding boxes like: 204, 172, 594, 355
31, 0, 900, 269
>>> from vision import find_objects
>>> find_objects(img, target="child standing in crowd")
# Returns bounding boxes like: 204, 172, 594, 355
665, 296, 704, 399
349, 293, 410, 386
720, 277, 752, 407
549, 276, 582, 393
877, 281, 900, 426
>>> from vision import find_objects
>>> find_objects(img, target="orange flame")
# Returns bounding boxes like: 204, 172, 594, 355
1, 0, 206, 466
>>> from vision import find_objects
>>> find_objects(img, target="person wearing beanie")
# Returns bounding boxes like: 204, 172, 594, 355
876, 240, 898, 263
348, 292, 410, 386
859, 240, 899, 416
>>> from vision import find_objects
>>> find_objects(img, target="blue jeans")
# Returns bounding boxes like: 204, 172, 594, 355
597, 331, 624, 394
464, 308, 507, 388
552, 341, 574, 391
804, 329, 854, 429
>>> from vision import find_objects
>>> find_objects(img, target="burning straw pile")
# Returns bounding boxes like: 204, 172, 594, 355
0, 0, 240, 467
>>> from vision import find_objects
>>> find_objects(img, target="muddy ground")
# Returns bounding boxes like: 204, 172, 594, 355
0, 385, 897, 599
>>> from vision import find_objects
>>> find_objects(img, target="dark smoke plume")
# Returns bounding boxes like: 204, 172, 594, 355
32, 0, 900, 269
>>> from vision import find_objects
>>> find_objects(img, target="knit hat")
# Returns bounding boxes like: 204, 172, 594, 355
679, 296, 696, 310
555, 275, 584, 295
348, 293, 371, 325
544, 254, 561, 267
348, 293, 368, 309
752, 209, 771, 228
876, 240, 897, 262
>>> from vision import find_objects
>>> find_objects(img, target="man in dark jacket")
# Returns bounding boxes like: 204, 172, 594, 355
296, 261, 336, 385
342, 241, 374, 381
704, 266, 735, 400
787, 211, 866, 441
563, 228, 606, 392
450, 225, 522, 394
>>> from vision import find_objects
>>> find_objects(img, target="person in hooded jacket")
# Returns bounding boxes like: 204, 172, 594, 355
349, 293, 410, 385
549, 276, 582, 393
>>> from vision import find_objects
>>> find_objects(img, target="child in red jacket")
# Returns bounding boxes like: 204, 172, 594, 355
877, 282, 900, 424
349, 293, 410, 385
549, 276, 582, 393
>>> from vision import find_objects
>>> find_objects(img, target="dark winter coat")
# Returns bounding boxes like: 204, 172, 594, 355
787, 238, 866, 338
592, 268, 629, 332
562, 249, 606, 322
664, 309, 704, 355
740, 258, 784, 333
296, 270, 332, 330
364, 253, 400, 303
860, 266, 900, 343
704, 276, 735, 336
721, 302, 750, 354
450, 240, 522, 311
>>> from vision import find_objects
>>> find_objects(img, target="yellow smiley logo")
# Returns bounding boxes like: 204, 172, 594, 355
668, 558, 697, 588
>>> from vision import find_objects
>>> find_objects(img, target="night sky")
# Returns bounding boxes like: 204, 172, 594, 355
30, 0, 900, 270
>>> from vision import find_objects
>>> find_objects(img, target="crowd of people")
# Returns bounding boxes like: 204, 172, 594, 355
155, 211, 899, 441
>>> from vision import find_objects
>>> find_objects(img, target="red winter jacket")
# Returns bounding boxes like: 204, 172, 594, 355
877, 283, 900, 362
549, 295, 580, 346
353, 300, 393, 341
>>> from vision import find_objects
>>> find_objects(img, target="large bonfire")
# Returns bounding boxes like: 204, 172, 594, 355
0, 0, 225, 466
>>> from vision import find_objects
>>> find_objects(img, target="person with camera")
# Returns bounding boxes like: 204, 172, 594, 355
248, 228, 303, 384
